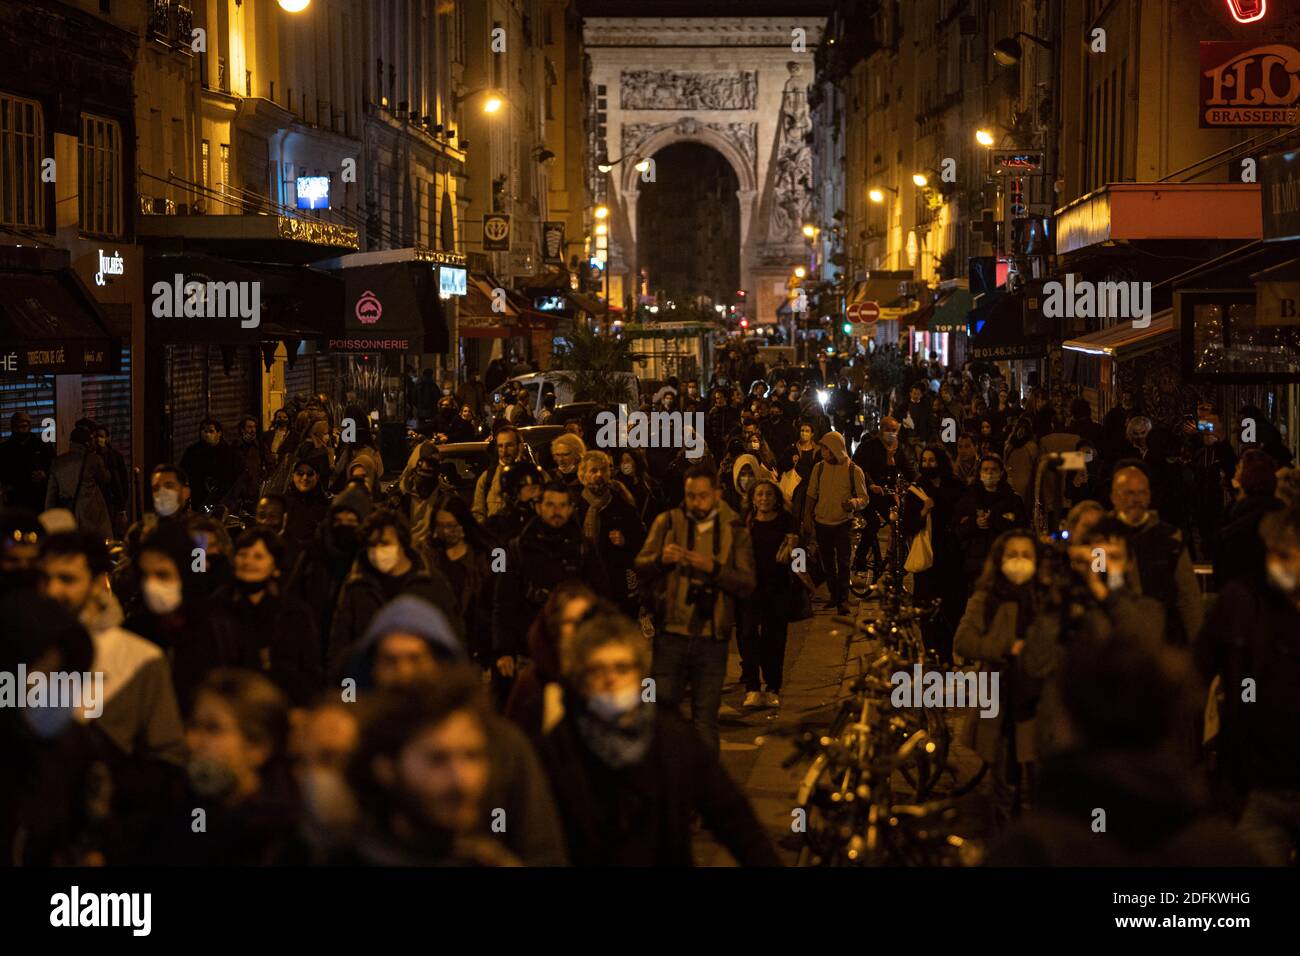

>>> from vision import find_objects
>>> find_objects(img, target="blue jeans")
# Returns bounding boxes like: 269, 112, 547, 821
652, 630, 731, 754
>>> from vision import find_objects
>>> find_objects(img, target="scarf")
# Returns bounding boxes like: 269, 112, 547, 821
582, 483, 612, 543
574, 702, 656, 769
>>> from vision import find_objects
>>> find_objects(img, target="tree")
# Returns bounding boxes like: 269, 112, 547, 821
550, 323, 636, 405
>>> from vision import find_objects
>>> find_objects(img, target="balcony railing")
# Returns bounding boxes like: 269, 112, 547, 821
148, 0, 194, 55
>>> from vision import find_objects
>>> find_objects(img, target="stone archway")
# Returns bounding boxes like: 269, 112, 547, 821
584, 15, 825, 322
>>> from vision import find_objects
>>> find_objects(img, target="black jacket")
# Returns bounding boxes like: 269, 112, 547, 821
953, 483, 1029, 577
852, 435, 916, 487
179, 439, 239, 510
574, 482, 647, 610
326, 553, 463, 677
1211, 493, 1283, 590
537, 703, 780, 867
208, 585, 324, 705
492, 517, 605, 657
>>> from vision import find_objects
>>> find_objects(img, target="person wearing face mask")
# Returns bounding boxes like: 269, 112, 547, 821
804, 432, 869, 615
43, 426, 113, 541
231, 415, 269, 514
327, 509, 463, 679
1105, 461, 1202, 646
287, 486, 373, 661
537, 610, 779, 867
139, 668, 298, 865
1063, 440, 1104, 507
705, 388, 739, 462
739, 480, 798, 710
284, 443, 331, 558
725, 453, 774, 520
395, 442, 456, 551
179, 418, 239, 513
548, 433, 588, 502
1198, 507, 1300, 864
614, 449, 664, 527
575, 451, 646, 613
209, 529, 322, 706
1209, 449, 1282, 590
954, 530, 1044, 828
422, 496, 496, 671
954, 453, 1029, 590
262, 409, 294, 469
851, 416, 916, 576
0, 592, 111, 866
483, 461, 546, 544
902, 444, 966, 661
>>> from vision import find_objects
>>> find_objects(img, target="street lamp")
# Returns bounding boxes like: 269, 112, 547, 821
868, 185, 898, 204
278, 0, 311, 11
802, 224, 817, 238
597, 155, 649, 174
992, 32, 1053, 67
912, 172, 929, 188
975, 128, 995, 147
453, 87, 507, 114
794, 266, 806, 279
594, 205, 609, 220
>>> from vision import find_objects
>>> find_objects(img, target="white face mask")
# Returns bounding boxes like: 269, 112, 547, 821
1267, 560, 1297, 595
1106, 567, 1126, 591
368, 544, 402, 574
153, 489, 181, 517
142, 578, 183, 615
1001, 557, 1036, 585
587, 686, 642, 722
620, 461, 636, 477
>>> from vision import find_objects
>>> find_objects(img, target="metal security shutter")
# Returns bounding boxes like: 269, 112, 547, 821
167, 344, 206, 463
314, 352, 335, 404
207, 345, 254, 435
82, 346, 132, 466
283, 347, 314, 407
0, 375, 55, 437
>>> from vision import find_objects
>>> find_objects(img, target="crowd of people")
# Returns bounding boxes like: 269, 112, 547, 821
1, 343, 1298, 867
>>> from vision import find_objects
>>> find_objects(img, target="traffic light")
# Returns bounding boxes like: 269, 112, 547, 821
739, 317, 749, 329
842, 321, 853, 335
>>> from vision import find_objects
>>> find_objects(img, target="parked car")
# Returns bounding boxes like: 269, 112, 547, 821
431, 424, 564, 500
495, 370, 640, 418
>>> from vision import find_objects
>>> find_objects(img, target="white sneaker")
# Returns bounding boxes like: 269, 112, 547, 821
743, 691, 765, 709
764, 692, 782, 708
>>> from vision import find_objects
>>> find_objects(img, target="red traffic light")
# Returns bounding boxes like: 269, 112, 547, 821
739, 318, 749, 329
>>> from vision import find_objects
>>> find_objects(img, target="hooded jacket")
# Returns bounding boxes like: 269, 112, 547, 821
806, 432, 868, 528
344, 595, 466, 692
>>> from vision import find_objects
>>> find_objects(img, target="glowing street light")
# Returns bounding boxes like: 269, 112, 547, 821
594, 205, 609, 220
912, 172, 929, 188
483, 95, 504, 114
802, 224, 817, 238
975, 128, 995, 147
278, 0, 311, 11
634, 159, 651, 172
595, 223, 608, 236
793, 266, 806, 279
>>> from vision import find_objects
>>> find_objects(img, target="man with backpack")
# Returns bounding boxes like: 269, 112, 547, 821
802, 431, 868, 615
44, 427, 113, 539
472, 425, 523, 524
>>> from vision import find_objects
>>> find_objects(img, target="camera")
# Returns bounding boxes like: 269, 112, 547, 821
684, 580, 718, 610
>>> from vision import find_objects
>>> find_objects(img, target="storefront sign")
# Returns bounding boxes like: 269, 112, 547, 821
483, 213, 511, 251
94, 249, 124, 286
1200, 42, 1300, 127
1259, 281, 1300, 326
542, 221, 566, 264
327, 337, 410, 351
439, 266, 467, 297
354, 290, 383, 325
1262, 149, 1300, 240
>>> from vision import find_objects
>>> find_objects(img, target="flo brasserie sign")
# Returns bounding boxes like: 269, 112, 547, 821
1200, 42, 1300, 127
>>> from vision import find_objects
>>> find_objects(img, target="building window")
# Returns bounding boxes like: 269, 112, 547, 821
246, 70, 252, 97
220, 143, 230, 198
0, 92, 45, 229
201, 139, 209, 188
79, 113, 123, 237
218, 57, 228, 93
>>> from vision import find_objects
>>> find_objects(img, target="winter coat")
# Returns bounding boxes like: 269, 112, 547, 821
537, 703, 780, 867
209, 585, 325, 705
953, 483, 1029, 578
953, 589, 1039, 763
575, 481, 647, 610
327, 552, 463, 678
1106, 510, 1202, 646
45, 444, 112, 539
179, 438, 239, 510
1211, 493, 1283, 589
634, 500, 756, 640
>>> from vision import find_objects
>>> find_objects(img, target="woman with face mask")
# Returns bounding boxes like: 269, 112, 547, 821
284, 444, 331, 559
902, 445, 966, 661
615, 449, 664, 526
726, 454, 773, 520
953, 530, 1044, 829
535, 610, 780, 867
953, 453, 1030, 589
209, 529, 323, 706
141, 668, 297, 864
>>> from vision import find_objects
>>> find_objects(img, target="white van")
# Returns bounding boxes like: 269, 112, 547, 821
501, 371, 641, 418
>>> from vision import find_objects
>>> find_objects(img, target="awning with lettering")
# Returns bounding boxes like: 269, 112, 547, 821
967, 292, 1048, 361
336, 261, 449, 353
929, 288, 975, 333
0, 267, 120, 374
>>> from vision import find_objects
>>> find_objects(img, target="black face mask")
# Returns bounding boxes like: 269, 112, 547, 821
414, 474, 436, 496
331, 524, 358, 552
920, 465, 940, 479
234, 576, 269, 596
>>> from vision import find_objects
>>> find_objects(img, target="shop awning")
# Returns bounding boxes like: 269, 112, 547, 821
929, 288, 974, 333
1061, 309, 1176, 359
138, 213, 359, 263
968, 292, 1047, 361
902, 300, 936, 330
145, 253, 344, 345
1159, 240, 1300, 292
0, 267, 120, 373
846, 276, 912, 314
458, 274, 521, 339
1055, 183, 1261, 257
336, 261, 449, 353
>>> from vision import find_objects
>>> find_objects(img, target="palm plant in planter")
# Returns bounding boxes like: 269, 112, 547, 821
550, 324, 638, 405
